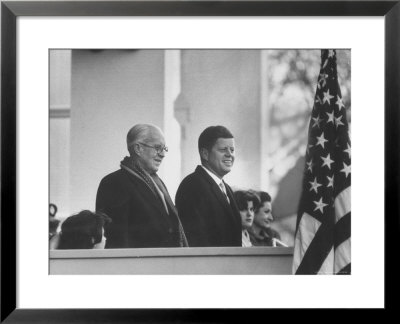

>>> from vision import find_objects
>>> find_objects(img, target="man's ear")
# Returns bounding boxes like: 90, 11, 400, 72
199, 148, 209, 161
132, 143, 142, 156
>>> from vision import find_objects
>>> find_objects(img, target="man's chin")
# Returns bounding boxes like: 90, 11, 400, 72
222, 167, 232, 175
147, 166, 159, 174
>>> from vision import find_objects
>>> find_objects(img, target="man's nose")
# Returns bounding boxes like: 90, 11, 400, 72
225, 150, 233, 157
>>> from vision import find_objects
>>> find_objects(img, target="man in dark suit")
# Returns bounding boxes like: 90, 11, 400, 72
96, 124, 187, 248
175, 125, 242, 247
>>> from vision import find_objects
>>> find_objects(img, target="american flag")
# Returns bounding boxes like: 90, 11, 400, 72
292, 49, 351, 275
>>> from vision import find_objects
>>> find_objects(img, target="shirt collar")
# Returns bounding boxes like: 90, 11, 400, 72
200, 165, 224, 186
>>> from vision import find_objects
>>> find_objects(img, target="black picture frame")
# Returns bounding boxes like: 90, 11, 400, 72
1, 0, 399, 321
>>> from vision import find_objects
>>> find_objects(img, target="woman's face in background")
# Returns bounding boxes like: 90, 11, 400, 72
240, 201, 255, 230
254, 201, 273, 229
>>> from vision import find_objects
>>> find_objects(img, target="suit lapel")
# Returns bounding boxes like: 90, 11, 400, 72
195, 166, 234, 214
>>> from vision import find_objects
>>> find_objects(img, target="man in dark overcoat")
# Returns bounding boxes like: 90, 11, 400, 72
96, 124, 187, 248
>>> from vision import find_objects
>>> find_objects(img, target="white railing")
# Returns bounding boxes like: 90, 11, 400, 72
50, 247, 294, 275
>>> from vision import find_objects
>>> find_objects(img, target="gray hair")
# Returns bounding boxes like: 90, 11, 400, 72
126, 124, 162, 155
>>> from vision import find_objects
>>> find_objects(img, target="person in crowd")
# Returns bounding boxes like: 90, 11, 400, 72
96, 124, 188, 248
233, 190, 260, 247
175, 125, 242, 247
49, 203, 60, 240
249, 191, 283, 247
57, 210, 111, 249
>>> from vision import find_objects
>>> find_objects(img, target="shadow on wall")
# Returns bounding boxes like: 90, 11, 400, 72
271, 156, 305, 246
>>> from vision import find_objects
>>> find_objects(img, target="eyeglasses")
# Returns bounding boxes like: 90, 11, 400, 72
138, 142, 168, 154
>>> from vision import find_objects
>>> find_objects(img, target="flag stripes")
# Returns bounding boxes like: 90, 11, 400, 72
294, 216, 335, 274
292, 212, 321, 273
337, 262, 351, 275
334, 187, 351, 222
318, 247, 334, 274
334, 213, 351, 248
334, 238, 351, 274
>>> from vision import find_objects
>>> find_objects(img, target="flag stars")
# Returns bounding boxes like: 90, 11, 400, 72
323, 89, 334, 105
327, 175, 334, 188
341, 162, 351, 178
335, 115, 344, 128
315, 95, 323, 105
328, 50, 335, 58
326, 111, 335, 124
306, 159, 314, 173
309, 177, 322, 194
344, 143, 351, 159
316, 132, 328, 148
321, 153, 335, 169
318, 73, 329, 89
312, 115, 322, 129
313, 197, 328, 213
335, 95, 345, 110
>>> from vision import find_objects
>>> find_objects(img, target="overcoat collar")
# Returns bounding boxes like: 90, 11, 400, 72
121, 165, 175, 227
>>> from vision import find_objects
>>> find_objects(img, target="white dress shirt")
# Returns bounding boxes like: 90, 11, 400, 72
242, 230, 252, 247
200, 165, 230, 202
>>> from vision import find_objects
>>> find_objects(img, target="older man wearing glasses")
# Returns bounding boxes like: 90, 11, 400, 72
96, 124, 187, 248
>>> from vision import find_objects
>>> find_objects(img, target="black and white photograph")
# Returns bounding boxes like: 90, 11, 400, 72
2, 2, 394, 315
49, 49, 351, 275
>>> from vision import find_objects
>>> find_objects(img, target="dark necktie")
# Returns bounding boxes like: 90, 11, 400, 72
219, 181, 230, 203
